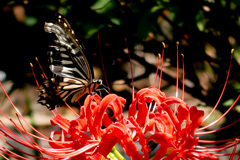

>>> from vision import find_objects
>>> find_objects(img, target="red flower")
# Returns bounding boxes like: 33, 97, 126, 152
0, 47, 239, 159
47, 94, 127, 159
126, 87, 218, 160
0, 77, 240, 159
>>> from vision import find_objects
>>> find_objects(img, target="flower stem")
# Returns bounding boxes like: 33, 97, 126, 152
108, 146, 125, 160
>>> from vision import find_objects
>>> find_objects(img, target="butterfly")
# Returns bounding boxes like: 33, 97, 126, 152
38, 13, 102, 110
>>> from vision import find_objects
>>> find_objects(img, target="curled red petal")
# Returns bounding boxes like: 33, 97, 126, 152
73, 152, 106, 160
152, 144, 168, 160
189, 106, 204, 135
147, 132, 173, 146
50, 114, 70, 132
128, 117, 149, 160
98, 122, 127, 157
177, 104, 189, 124
102, 113, 114, 127
128, 99, 137, 117
49, 130, 72, 148
106, 95, 125, 121
68, 118, 89, 140
147, 133, 173, 159
85, 95, 96, 130
136, 102, 149, 126
129, 87, 166, 118
70, 117, 87, 131
93, 94, 124, 139
119, 135, 142, 160
160, 103, 180, 131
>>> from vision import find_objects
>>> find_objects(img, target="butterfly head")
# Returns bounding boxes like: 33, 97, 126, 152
96, 79, 102, 84
93, 79, 102, 89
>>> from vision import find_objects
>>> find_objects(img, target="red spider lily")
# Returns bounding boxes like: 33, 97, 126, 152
127, 87, 218, 160
0, 46, 240, 159
48, 93, 127, 159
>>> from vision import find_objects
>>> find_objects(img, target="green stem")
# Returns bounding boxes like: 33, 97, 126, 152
108, 146, 125, 160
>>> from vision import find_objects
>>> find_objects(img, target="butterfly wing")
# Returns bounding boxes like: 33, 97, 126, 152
38, 77, 90, 110
39, 14, 96, 109
44, 13, 93, 82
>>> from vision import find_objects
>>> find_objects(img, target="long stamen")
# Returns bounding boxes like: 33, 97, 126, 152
202, 49, 234, 123
230, 139, 239, 160
35, 57, 48, 79
65, 102, 80, 117
196, 118, 240, 135
0, 141, 35, 159
0, 117, 60, 144
153, 53, 161, 88
30, 63, 39, 88
125, 38, 134, 101
0, 82, 49, 139
196, 142, 237, 154
98, 33, 111, 93
158, 42, 165, 90
198, 94, 240, 131
174, 42, 179, 114
12, 114, 44, 156
176, 41, 179, 98
181, 53, 185, 101
199, 136, 240, 144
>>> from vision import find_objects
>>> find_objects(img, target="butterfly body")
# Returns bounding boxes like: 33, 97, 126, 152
38, 14, 102, 110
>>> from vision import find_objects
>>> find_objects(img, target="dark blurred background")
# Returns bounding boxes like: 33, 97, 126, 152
1, 0, 240, 156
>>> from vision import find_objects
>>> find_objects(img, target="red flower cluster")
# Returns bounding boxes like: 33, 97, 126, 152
46, 86, 218, 159
0, 48, 239, 159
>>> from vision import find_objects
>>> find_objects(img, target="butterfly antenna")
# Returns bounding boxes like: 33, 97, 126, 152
98, 33, 110, 93
96, 60, 115, 93
102, 60, 115, 74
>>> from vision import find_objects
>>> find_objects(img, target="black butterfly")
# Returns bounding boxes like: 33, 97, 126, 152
38, 13, 102, 110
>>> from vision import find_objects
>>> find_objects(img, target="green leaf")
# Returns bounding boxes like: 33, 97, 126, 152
232, 81, 240, 90
220, 0, 227, 7
235, 105, 240, 113
59, 7, 68, 15
195, 10, 205, 32
85, 24, 105, 38
233, 48, 240, 65
151, 5, 162, 13
87, 28, 99, 37
91, 0, 116, 14
223, 99, 235, 107
110, 18, 121, 25
24, 16, 38, 27
92, 0, 111, 9
196, 21, 205, 32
